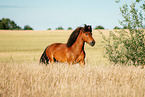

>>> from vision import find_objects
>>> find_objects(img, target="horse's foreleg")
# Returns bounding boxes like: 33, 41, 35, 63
75, 51, 85, 66
79, 60, 85, 67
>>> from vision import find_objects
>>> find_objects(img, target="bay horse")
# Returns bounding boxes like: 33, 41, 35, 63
40, 24, 95, 66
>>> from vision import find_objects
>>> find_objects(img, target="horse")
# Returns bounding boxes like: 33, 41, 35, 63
40, 24, 95, 66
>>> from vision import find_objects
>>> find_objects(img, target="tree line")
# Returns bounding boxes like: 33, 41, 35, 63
0, 18, 33, 30
53, 25, 145, 30
1, 18, 139, 30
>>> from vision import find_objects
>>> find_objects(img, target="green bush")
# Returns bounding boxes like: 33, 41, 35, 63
101, 1, 145, 66
24, 25, 33, 30
47, 28, 51, 30
113, 26, 121, 29
0, 18, 22, 30
94, 25, 105, 29
67, 27, 72, 30
56, 26, 64, 30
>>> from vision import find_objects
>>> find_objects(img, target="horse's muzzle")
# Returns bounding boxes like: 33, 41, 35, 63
90, 41, 95, 46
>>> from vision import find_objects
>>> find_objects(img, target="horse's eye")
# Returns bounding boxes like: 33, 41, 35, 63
86, 33, 88, 35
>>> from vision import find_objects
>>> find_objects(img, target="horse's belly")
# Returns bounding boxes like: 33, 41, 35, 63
53, 45, 68, 62
54, 51, 67, 62
54, 49, 77, 63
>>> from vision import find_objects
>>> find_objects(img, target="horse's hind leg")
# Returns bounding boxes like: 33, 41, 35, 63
40, 52, 49, 66
40, 46, 51, 66
47, 54, 55, 65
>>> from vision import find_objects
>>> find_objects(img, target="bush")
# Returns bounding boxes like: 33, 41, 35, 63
113, 26, 121, 29
101, 1, 145, 66
56, 26, 64, 30
67, 27, 72, 30
94, 25, 105, 29
0, 18, 22, 30
47, 28, 51, 30
24, 25, 33, 30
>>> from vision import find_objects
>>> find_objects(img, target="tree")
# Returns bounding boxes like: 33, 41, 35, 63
94, 25, 105, 29
113, 26, 121, 29
0, 18, 22, 30
67, 27, 72, 30
24, 25, 33, 30
101, 0, 145, 66
122, 26, 128, 29
56, 26, 64, 30
47, 28, 51, 30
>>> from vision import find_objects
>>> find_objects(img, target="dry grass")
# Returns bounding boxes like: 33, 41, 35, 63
1, 62, 145, 97
0, 30, 145, 97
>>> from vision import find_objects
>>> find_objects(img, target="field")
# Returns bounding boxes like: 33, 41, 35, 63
0, 30, 145, 97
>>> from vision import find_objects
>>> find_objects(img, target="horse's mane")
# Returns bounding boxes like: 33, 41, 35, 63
66, 25, 92, 47
66, 27, 82, 47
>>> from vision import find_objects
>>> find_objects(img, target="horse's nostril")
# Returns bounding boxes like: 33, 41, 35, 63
90, 41, 95, 46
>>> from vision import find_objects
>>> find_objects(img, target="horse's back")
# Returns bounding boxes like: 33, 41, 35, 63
46, 43, 66, 57
47, 43, 70, 62
46, 43, 65, 52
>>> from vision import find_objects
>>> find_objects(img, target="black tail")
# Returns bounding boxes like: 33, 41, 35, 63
40, 47, 49, 64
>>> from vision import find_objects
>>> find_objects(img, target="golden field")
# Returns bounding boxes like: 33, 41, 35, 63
0, 30, 145, 97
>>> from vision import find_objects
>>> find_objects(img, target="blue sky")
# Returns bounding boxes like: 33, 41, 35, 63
0, 0, 142, 30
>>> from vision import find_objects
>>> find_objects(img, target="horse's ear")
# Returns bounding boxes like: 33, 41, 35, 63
88, 26, 92, 32
83, 24, 92, 32
88, 26, 90, 30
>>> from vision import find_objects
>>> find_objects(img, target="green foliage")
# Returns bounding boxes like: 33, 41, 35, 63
56, 26, 64, 30
136, 0, 141, 3
67, 27, 72, 30
0, 18, 22, 30
94, 25, 105, 29
113, 26, 121, 29
24, 25, 33, 30
101, 1, 145, 66
115, 0, 120, 3
47, 28, 51, 30
141, 1, 145, 10
122, 26, 128, 29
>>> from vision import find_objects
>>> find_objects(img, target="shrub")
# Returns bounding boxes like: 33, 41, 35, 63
94, 25, 105, 29
0, 18, 22, 30
67, 27, 72, 30
101, 1, 145, 66
24, 25, 33, 30
56, 26, 64, 30
47, 28, 51, 30
113, 26, 121, 29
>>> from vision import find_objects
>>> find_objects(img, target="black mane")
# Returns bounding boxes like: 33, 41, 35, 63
66, 27, 82, 47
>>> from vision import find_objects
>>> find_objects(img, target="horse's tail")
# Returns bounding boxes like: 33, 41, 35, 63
40, 46, 49, 64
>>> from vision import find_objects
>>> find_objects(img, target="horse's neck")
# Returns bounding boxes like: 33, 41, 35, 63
70, 33, 84, 53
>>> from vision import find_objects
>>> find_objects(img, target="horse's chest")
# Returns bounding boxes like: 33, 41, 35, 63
67, 51, 81, 60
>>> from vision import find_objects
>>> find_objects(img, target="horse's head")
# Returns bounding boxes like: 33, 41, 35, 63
81, 24, 95, 46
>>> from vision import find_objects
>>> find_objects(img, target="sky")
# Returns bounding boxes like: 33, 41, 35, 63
0, 0, 143, 30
